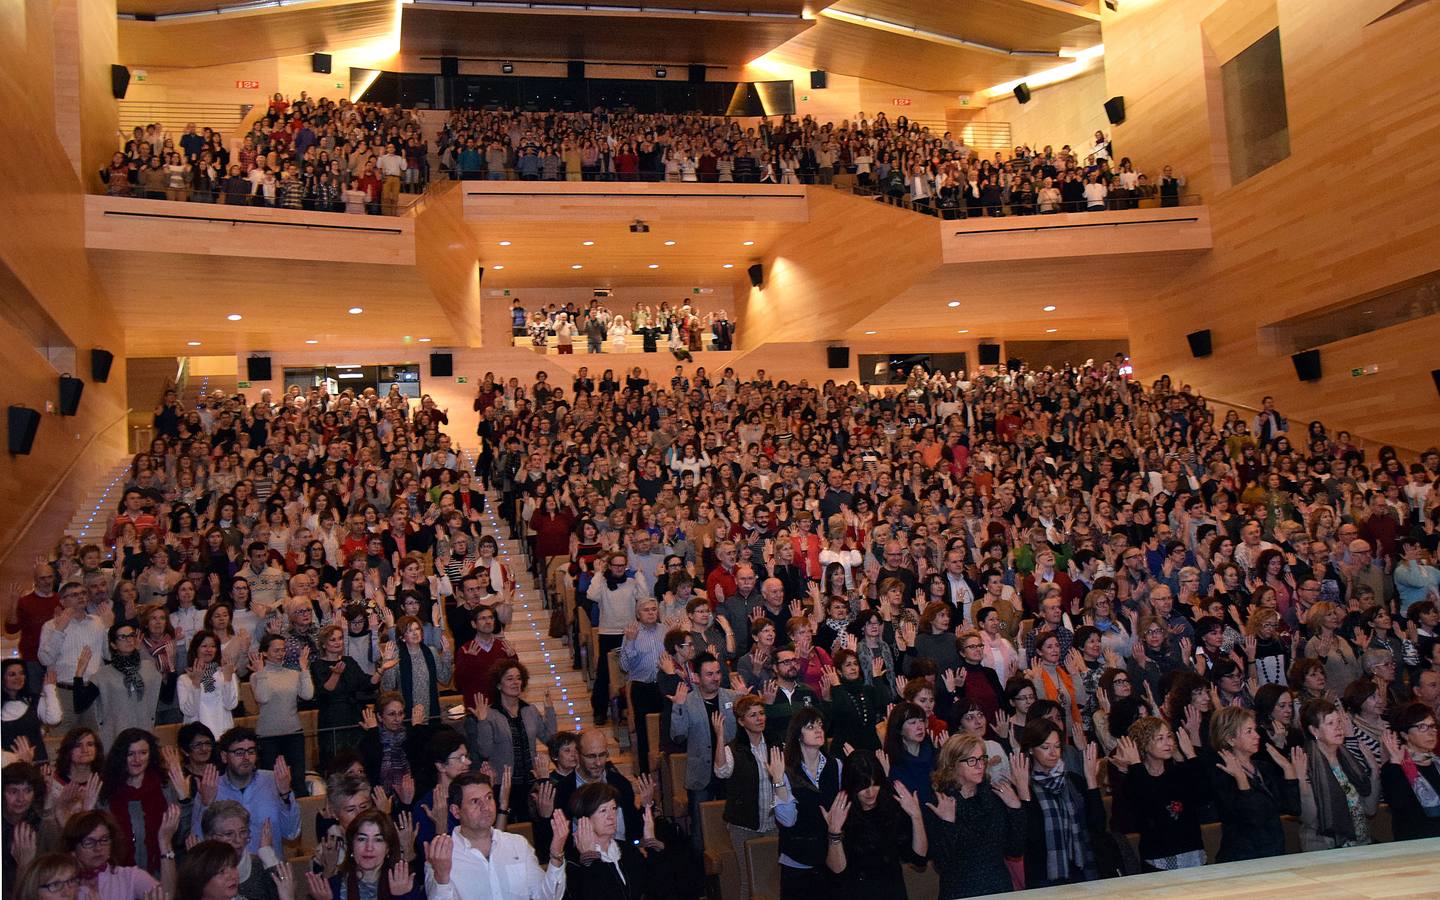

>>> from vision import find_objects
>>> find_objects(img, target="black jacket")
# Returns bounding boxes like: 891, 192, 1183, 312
1209, 749, 1301, 862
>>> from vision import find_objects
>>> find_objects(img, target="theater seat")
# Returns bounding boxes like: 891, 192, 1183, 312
506, 821, 534, 847
1201, 821, 1222, 863
666, 751, 689, 819
745, 834, 780, 900
700, 799, 738, 900
902, 861, 937, 898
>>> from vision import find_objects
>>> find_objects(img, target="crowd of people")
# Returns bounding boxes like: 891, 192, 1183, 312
3, 358, 1440, 899
436, 107, 1185, 216
512, 298, 736, 355
99, 94, 429, 216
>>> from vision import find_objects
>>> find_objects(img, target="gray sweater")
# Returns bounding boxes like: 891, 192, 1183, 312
251, 664, 314, 736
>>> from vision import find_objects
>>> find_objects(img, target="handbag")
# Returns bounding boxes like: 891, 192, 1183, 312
548, 602, 568, 639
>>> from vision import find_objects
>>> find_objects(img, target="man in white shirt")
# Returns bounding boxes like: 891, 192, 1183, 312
38, 581, 108, 729
1083, 173, 1108, 211
426, 772, 568, 900
375, 142, 407, 215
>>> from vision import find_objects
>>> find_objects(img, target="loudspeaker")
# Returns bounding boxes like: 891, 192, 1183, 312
810, 70, 827, 90
1291, 349, 1322, 382
568, 60, 585, 80
111, 65, 130, 99
1013, 83, 1031, 104
430, 353, 454, 378
978, 343, 1001, 366
58, 376, 84, 416
8, 406, 41, 456
1432, 369, 1440, 397
689, 64, 706, 84
246, 356, 272, 382
1185, 329, 1212, 358
1104, 95, 1127, 125
91, 348, 115, 383
312, 53, 332, 74
747, 263, 764, 288
440, 56, 459, 77
827, 346, 850, 369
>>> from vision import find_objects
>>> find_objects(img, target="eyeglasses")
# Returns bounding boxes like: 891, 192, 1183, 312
957, 755, 987, 767
1409, 722, 1438, 733
962, 643, 983, 651
213, 827, 251, 842
226, 746, 258, 756
39, 877, 80, 893
78, 834, 113, 849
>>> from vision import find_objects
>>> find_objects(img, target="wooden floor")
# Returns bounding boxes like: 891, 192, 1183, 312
1009, 838, 1440, 899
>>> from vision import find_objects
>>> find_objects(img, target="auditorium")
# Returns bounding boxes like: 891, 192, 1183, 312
2, 0, 1438, 897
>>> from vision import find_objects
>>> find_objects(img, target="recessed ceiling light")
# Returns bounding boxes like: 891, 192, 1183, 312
722, 263, 734, 269
418, 338, 432, 342
864, 330, 877, 335
1046, 328, 1058, 333
305, 339, 319, 344
947, 301, 960, 308
571, 264, 583, 269
492, 265, 505, 270
742, 240, 755, 246
348, 307, 363, 315
648, 264, 660, 269
957, 329, 970, 334
226, 313, 242, 321
663, 240, 676, 246
187, 341, 201, 346
1043, 305, 1057, 312
498, 241, 511, 246
582, 240, 594, 246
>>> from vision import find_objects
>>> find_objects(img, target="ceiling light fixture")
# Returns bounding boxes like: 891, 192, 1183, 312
187, 341, 201, 346
864, 330, 877, 335
648, 264, 659, 269
663, 240, 676, 246
348, 307, 363, 315
742, 240, 755, 246
1046, 328, 1058, 333
582, 240, 595, 246
957, 329, 970, 333
227, 313, 243, 321
492, 264, 504, 270
1043, 305, 1056, 311
947, 301, 960, 308
498, 241, 511, 246
571, 264, 583, 269
722, 263, 734, 268
418, 338, 432, 342
305, 339, 319, 344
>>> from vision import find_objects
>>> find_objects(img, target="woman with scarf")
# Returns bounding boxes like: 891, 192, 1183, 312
358, 691, 434, 796
63, 808, 179, 899
99, 729, 190, 875
137, 603, 184, 725
1298, 698, 1378, 850
250, 632, 314, 797
1106, 716, 1207, 872
950, 626, 1008, 724
74, 623, 166, 747
306, 809, 423, 900
1017, 717, 1103, 888
1, 661, 60, 762
850, 610, 898, 696
1340, 678, 1389, 772
823, 650, 889, 753
1379, 702, 1440, 841
819, 750, 927, 900
178, 630, 240, 738
1026, 633, 1087, 740
1092, 667, 1149, 754
465, 659, 557, 824
976, 606, 1022, 684
925, 733, 1026, 898
312, 623, 382, 760
380, 615, 453, 724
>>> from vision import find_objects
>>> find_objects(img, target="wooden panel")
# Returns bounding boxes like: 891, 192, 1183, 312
414, 181, 484, 348
941, 205, 1213, 263
121, 0, 813, 15
1010, 836, 1440, 898
968, 66, 1112, 157
399, 6, 811, 68
829, 0, 1101, 50
85, 195, 417, 265
118, 0, 399, 68
462, 182, 808, 225
1104, 0, 1440, 452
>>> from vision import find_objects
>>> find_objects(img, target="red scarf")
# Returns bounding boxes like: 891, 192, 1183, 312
106, 769, 170, 873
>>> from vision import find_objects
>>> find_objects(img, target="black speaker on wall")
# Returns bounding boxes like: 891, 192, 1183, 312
810, 70, 827, 89
246, 356, 272, 382
1104, 95, 1127, 125
430, 353, 454, 378
8, 406, 41, 456
58, 376, 84, 416
440, 56, 459, 77
1432, 369, 1440, 397
568, 60, 585, 80
747, 263, 764, 288
1185, 329, 1213, 358
111, 65, 130, 99
311, 53, 332, 74
91, 348, 115, 383
688, 64, 706, 84
978, 343, 1001, 366
1013, 83, 1031, 104
827, 346, 850, 369
1292, 349, 1322, 382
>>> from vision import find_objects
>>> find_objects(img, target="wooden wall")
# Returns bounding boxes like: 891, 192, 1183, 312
1103, 0, 1440, 451
1, 0, 130, 590
970, 66, 1111, 155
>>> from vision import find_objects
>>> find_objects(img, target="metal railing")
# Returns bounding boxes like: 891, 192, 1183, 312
853, 184, 1204, 219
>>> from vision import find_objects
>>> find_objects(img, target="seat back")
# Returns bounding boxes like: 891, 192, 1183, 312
745, 834, 780, 900
700, 799, 739, 900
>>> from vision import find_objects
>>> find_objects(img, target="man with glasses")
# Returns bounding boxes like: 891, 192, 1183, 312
669, 652, 737, 849
192, 726, 300, 856
1344, 539, 1393, 607
761, 648, 823, 745
38, 581, 106, 730
533, 729, 646, 854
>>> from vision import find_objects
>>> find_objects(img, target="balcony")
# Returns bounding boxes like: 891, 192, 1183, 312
461, 180, 809, 225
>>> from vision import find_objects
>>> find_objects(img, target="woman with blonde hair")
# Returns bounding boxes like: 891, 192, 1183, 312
1243, 607, 1292, 687
1208, 706, 1303, 861
1107, 716, 1206, 871
1303, 601, 1361, 689
926, 732, 1026, 897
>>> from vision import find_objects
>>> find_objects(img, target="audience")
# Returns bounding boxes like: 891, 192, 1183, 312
2, 355, 1438, 900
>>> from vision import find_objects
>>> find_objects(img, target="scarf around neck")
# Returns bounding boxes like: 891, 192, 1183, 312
110, 651, 147, 697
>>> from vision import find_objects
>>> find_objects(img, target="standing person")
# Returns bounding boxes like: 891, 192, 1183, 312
178, 630, 241, 739
818, 751, 927, 900
38, 582, 106, 730
1106, 716, 1207, 871
100, 728, 191, 874
587, 553, 645, 727
453, 606, 515, 715
925, 733, 1026, 898
5, 561, 60, 687
75, 624, 166, 748
464, 659, 556, 822
1017, 718, 1104, 887
249, 634, 314, 795
716, 694, 789, 900
1297, 699, 1377, 850
1208, 706, 1304, 861
1, 661, 60, 761
668, 653, 737, 848
619, 598, 666, 773
423, 771, 569, 900
776, 707, 840, 897
380, 615, 453, 724
192, 726, 301, 858
312, 623, 382, 760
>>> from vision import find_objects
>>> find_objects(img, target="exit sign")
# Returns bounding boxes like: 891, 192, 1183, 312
456, 376, 468, 384
237, 381, 252, 388
235, 80, 261, 90
892, 98, 912, 106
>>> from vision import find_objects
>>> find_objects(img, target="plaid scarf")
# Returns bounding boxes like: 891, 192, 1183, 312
1031, 764, 1095, 883
110, 651, 147, 698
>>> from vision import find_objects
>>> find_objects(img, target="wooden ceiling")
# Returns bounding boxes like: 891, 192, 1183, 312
89, 250, 457, 355
118, 0, 399, 68
828, 0, 1101, 52
398, 6, 812, 68
845, 253, 1204, 342
470, 219, 779, 290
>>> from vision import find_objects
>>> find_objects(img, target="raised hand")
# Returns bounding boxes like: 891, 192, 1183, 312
397, 772, 416, 805
273, 755, 292, 796
669, 680, 689, 706
535, 780, 557, 818
1082, 740, 1100, 788
372, 785, 393, 814
548, 808, 569, 860
412, 703, 427, 726
427, 834, 455, 884
761, 679, 779, 704
875, 749, 891, 776
75, 646, 93, 679
260, 819, 273, 851
270, 858, 295, 900
471, 691, 491, 721
10, 735, 35, 763
499, 766, 513, 810
729, 672, 748, 694
10, 821, 37, 868
195, 763, 218, 805
642, 803, 657, 842
387, 859, 414, 897
1111, 736, 1141, 769
822, 791, 851, 832
575, 816, 598, 854
1381, 729, 1406, 765
992, 710, 1011, 738
1215, 749, 1250, 789
1009, 752, 1031, 800
396, 810, 416, 854
360, 706, 379, 730
992, 778, 1022, 809
634, 773, 657, 808
766, 746, 787, 785
925, 793, 957, 823
158, 802, 182, 845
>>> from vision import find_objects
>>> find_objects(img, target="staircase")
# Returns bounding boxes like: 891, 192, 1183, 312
65, 460, 133, 546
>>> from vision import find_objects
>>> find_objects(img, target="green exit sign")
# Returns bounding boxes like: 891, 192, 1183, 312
335, 82, 344, 90
800, 94, 809, 102
456, 376, 468, 384
237, 381, 251, 388
1351, 367, 1364, 378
